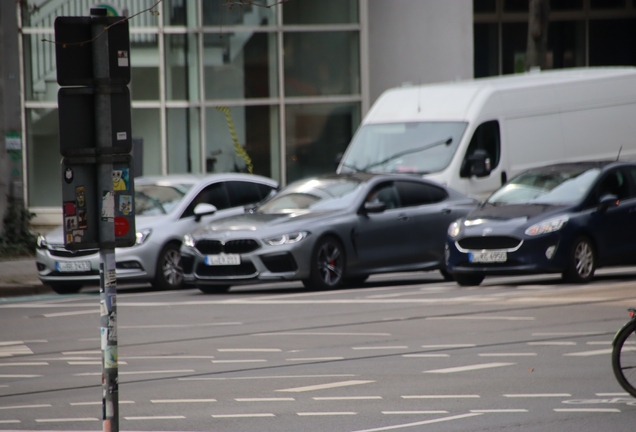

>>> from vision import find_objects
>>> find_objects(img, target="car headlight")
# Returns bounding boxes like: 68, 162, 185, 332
525, 215, 569, 236
135, 228, 152, 245
447, 221, 462, 238
183, 234, 195, 248
36, 234, 48, 249
264, 231, 308, 246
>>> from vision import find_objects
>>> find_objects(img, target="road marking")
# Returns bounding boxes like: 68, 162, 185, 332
527, 342, 576, 346
0, 404, 51, 410
151, 399, 217, 403
124, 416, 186, 420
62, 350, 100, 355
277, 380, 374, 393
42, 310, 98, 318
212, 359, 266, 363
382, 411, 448, 414
586, 341, 613, 345
69, 361, 128, 365
36, 418, 98, 422
74, 370, 194, 376
403, 354, 449, 358
314, 396, 382, 400
350, 412, 483, 432
0, 374, 41, 378
180, 374, 355, 381
0, 343, 33, 357
297, 412, 356, 416
470, 409, 529, 413
212, 413, 275, 418
402, 395, 480, 399
596, 392, 629, 396
421, 344, 476, 349
478, 353, 536, 357
71, 401, 134, 405
504, 393, 571, 397
122, 355, 215, 359
255, 332, 391, 337
428, 316, 535, 321
564, 347, 636, 357
235, 398, 295, 402
120, 322, 241, 329
353, 346, 408, 350
425, 362, 515, 373
0, 420, 19, 424
0, 362, 48, 366
554, 408, 620, 413
286, 357, 344, 361
218, 348, 281, 352
532, 332, 605, 336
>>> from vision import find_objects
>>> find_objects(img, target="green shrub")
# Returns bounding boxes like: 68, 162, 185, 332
0, 196, 37, 258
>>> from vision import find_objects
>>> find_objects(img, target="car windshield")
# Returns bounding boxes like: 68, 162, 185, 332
338, 121, 467, 174
487, 167, 601, 205
258, 177, 363, 214
135, 183, 194, 215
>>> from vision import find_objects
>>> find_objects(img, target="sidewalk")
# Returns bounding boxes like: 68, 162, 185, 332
0, 257, 52, 296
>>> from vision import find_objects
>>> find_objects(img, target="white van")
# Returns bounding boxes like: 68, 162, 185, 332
337, 67, 636, 199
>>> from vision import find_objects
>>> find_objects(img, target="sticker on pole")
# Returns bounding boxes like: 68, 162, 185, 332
114, 217, 129, 237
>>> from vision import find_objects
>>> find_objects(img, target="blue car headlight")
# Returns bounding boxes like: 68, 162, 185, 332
525, 215, 569, 236
183, 233, 195, 248
264, 231, 308, 246
135, 228, 152, 245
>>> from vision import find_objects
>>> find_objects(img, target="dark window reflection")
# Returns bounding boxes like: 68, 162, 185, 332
283, 0, 358, 24
474, 23, 499, 77
590, 0, 626, 9
547, 21, 585, 69
501, 22, 528, 74
504, 0, 529, 12
589, 19, 636, 66
474, 0, 496, 13
550, 0, 583, 10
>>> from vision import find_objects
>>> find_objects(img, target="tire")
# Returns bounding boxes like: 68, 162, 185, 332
305, 236, 345, 290
454, 273, 484, 286
612, 320, 636, 398
562, 236, 595, 283
48, 283, 82, 295
439, 267, 454, 282
343, 275, 369, 287
151, 242, 184, 290
198, 285, 231, 294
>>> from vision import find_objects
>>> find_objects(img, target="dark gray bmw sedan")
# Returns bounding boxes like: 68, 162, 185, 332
180, 173, 477, 293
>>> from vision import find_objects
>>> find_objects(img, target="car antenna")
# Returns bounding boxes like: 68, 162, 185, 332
617, 145, 622, 161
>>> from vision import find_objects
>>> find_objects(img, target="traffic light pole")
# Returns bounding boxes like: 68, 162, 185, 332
92, 10, 119, 432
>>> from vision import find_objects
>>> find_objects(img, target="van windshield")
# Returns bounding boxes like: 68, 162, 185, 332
338, 122, 467, 174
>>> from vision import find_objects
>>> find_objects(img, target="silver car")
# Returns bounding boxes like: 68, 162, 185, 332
180, 173, 477, 293
36, 173, 278, 294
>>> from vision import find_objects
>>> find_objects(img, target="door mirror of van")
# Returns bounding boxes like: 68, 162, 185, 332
464, 149, 492, 178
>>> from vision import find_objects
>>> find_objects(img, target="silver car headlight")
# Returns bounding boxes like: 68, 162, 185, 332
183, 234, 195, 248
135, 228, 152, 245
525, 215, 569, 236
447, 221, 462, 238
264, 231, 308, 246
36, 234, 48, 249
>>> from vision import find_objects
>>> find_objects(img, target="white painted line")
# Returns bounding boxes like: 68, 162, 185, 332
286, 357, 344, 361
314, 396, 382, 400
212, 413, 275, 418
218, 348, 281, 352
554, 408, 620, 413
151, 399, 217, 403
124, 416, 186, 420
586, 341, 612, 345
43, 310, 98, 318
532, 332, 604, 336
0, 374, 41, 378
564, 348, 636, 357
71, 401, 134, 405
403, 354, 449, 358
74, 369, 194, 376
0, 362, 48, 366
528, 342, 576, 346
421, 344, 476, 349
62, 350, 100, 355
236, 398, 295, 402
68, 361, 127, 365
122, 355, 215, 359
0, 341, 26, 346
350, 412, 483, 432
180, 374, 355, 381
0, 420, 20, 424
402, 395, 480, 399
0, 404, 51, 410
478, 353, 536, 357
255, 332, 391, 336
382, 411, 448, 414
212, 359, 266, 363
425, 362, 515, 373
428, 316, 535, 321
504, 393, 571, 397
596, 392, 629, 396
470, 409, 529, 413
352, 346, 408, 350
36, 418, 98, 422
43, 357, 99, 361
297, 411, 357, 416
120, 322, 242, 329
277, 380, 375, 393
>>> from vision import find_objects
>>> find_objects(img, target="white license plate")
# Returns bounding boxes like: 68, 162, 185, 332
469, 251, 507, 263
205, 254, 241, 266
56, 261, 91, 272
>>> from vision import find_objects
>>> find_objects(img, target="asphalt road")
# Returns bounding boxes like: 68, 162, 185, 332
1, 269, 636, 431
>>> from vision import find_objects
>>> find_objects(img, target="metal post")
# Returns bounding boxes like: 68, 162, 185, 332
92, 8, 119, 432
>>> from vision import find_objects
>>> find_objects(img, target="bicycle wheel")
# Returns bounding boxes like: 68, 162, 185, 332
612, 320, 636, 398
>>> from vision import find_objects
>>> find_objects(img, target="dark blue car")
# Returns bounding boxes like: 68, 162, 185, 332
445, 161, 636, 286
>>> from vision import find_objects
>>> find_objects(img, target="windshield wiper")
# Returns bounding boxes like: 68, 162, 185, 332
360, 137, 453, 171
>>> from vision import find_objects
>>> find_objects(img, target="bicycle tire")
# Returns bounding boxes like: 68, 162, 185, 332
611, 319, 636, 398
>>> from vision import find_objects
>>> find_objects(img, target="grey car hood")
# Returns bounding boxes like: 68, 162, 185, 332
42, 215, 170, 244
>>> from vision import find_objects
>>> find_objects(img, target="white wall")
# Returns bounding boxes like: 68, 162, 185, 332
366, 0, 473, 106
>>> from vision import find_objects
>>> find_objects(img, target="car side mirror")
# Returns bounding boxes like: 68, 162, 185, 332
363, 201, 386, 214
598, 193, 619, 212
194, 203, 217, 222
